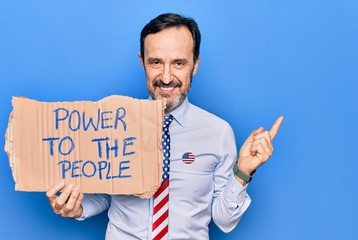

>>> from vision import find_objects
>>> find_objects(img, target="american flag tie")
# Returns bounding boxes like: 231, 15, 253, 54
152, 115, 174, 240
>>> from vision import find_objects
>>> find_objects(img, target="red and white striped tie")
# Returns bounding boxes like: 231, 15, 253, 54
152, 115, 173, 240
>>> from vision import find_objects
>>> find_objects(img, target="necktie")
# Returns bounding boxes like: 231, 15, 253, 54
152, 115, 174, 240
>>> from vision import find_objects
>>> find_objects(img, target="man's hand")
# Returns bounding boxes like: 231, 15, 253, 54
46, 182, 84, 218
236, 116, 284, 183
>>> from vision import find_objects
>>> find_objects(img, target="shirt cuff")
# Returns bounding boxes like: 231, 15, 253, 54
224, 174, 250, 204
75, 196, 92, 221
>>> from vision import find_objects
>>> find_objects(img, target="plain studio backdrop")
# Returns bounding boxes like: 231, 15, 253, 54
0, 1, 357, 239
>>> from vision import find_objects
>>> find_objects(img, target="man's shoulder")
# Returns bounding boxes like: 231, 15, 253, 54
188, 103, 231, 129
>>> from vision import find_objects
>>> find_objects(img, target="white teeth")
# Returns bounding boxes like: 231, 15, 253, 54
160, 87, 174, 91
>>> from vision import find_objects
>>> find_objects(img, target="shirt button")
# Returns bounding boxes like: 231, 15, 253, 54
231, 188, 236, 193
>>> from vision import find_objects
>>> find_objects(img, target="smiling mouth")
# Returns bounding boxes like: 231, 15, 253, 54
159, 86, 175, 93
153, 79, 182, 94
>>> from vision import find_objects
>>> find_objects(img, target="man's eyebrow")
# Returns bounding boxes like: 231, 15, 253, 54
172, 58, 188, 63
147, 57, 162, 62
146, 58, 189, 64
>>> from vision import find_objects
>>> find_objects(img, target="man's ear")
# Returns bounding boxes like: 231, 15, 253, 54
192, 54, 201, 76
138, 52, 145, 71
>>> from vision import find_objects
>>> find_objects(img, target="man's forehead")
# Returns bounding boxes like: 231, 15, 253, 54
143, 27, 194, 59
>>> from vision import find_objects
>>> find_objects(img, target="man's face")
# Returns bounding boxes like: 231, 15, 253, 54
139, 27, 200, 113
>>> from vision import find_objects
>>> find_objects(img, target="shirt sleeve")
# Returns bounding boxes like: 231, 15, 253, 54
211, 124, 251, 233
76, 193, 111, 221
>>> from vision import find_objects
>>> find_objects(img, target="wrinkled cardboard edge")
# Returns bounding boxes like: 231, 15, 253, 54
4, 97, 18, 190
133, 98, 166, 199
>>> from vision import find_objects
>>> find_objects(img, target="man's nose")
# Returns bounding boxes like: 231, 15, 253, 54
162, 64, 172, 84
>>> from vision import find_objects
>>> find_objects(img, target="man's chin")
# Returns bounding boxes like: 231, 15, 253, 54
165, 98, 185, 113
158, 93, 172, 99
152, 93, 185, 112
153, 93, 172, 102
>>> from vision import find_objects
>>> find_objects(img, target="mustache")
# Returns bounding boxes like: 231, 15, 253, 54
153, 79, 183, 88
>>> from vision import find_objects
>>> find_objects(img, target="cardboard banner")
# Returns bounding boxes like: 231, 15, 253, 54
5, 96, 165, 199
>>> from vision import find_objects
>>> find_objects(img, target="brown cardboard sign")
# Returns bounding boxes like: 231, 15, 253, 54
5, 96, 165, 199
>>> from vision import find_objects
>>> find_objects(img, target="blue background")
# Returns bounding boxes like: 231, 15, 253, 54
1, 0, 357, 239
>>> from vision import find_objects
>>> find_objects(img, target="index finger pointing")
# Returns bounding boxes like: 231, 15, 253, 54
269, 116, 284, 140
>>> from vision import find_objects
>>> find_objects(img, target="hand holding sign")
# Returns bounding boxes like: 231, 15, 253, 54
46, 182, 84, 218
237, 116, 284, 181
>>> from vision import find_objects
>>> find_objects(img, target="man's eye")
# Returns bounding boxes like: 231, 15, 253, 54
174, 61, 185, 68
148, 60, 161, 68
148, 59, 161, 65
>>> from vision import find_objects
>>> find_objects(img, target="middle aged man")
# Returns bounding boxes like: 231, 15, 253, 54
47, 13, 284, 239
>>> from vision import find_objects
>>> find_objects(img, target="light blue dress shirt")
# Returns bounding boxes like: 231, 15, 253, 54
79, 98, 251, 239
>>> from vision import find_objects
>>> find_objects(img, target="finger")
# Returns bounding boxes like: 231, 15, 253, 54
257, 143, 271, 162
250, 143, 270, 163
253, 127, 265, 136
259, 137, 272, 155
63, 186, 80, 213
55, 184, 74, 210
46, 181, 65, 204
254, 131, 273, 152
242, 127, 264, 148
269, 116, 284, 140
71, 192, 84, 218
74, 192, 84, 211
251, 138, 272, 157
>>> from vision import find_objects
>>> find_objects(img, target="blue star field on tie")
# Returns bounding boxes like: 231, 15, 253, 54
161, 115, 173, 182
152, 114, 174, 240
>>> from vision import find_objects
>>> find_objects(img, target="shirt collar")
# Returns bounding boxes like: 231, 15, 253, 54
148, 96, 189, 127
167, 97, 189, 127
